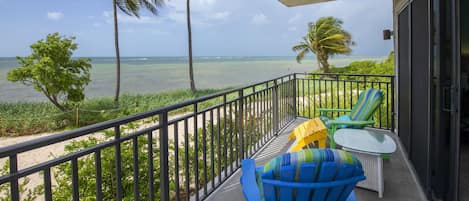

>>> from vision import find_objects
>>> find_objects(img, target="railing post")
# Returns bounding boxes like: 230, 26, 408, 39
391, 77, 396, 132
159, 111, 170, 201
273, 80, 279, 135
10, 155, 19, 201
238, 89, 245, 160
293, 74, 297, 117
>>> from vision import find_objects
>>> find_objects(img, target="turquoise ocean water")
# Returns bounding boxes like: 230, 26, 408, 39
0, 56, 385, 102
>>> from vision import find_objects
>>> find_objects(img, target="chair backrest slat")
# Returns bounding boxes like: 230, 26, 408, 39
325, 164, 355, 201
337, 166, 363, 201
311, 162, 338, 201
240, 159, 262, 201
296, 163, 317, 201
279, 165, 296, 201
262, 170, 276, 201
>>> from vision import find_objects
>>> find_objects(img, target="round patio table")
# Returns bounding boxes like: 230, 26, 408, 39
333, 128, 397, 198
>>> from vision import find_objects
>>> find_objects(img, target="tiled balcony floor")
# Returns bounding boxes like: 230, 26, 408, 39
204, 118, 427, 201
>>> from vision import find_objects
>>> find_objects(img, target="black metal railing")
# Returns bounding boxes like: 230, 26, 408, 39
295, 73, 395, 131
0, 73, 394, 201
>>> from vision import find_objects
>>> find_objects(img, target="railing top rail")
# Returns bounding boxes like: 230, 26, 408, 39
0, 74, 295, 158
297, 72, 395, 78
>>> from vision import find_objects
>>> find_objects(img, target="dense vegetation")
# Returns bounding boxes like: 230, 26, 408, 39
317, 51, 395, 75
0, 89, 229, 136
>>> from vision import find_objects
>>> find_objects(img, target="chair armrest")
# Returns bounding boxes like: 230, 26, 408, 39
328, 120, 375, 127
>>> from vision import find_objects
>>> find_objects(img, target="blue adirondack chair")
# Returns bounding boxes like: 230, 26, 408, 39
319, 88, 384, 148
240, 149, 365, 201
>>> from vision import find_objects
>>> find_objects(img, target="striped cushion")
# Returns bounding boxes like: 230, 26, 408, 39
350, 88, 384, 121
262, 149, 362, 181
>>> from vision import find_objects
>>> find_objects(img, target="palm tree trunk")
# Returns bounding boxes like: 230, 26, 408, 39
113, 0, 121, 105
187, 0, 196, 93
316, 55, 321, 70
318, 53, 330, 73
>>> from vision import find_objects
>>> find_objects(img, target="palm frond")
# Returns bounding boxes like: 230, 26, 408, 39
295, 48, 310, 63
292, 43, 309, 52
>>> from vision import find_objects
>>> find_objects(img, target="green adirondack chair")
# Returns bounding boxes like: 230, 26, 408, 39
319, 88, 384, 148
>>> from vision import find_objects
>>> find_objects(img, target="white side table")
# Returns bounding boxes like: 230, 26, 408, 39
333, 129, 397, 198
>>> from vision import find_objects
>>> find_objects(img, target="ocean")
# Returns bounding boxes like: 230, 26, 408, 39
0, 56, 385, 102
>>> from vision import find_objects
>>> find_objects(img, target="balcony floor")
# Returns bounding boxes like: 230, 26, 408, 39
204, 118, 427, 201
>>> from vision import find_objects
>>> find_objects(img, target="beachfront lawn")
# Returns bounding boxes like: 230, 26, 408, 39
0, 89, 231, 136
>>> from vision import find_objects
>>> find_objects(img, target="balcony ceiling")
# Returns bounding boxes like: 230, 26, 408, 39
278, 0, 334, 7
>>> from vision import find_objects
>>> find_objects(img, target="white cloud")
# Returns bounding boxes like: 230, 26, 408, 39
288, 26, 297, 31
168, 0, 217, 12
47, 11, 64, 21
103, 11, 162, 24
92, 23, 101, 27
251, 13, 269, 25
208, 11, 230, 20
165, 0, 228, 25
288, 13, 302, 24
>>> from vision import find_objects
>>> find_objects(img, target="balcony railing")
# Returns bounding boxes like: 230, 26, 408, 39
0, 73, 395, 201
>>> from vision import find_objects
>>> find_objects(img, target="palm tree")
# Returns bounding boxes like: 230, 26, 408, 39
186, 0, 196, 93
292, 16, 354, 73
112, 0, 164, 105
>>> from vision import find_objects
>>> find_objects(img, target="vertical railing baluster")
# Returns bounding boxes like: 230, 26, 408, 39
217, 107, 222, 184
114, 126, 122, 201
234, 101, 239, 168
308, 77, 311, 118
336, 76, 340, 113
313, 77, 316, 117
247, 94, 250, 155
9, 155, 19, 201
379, 82, 382, 128
132, 137, 140, 201
257, 92, 261, 149
44, 167, 52, 201
386, 82, 390, 130
193, 103, 199, 201
209, 110, 214, 190
147, 131, 155, 201
72, 158, 79, 201
223, 95, 228, 179
229, 102, 234, 173
95, 150, 103, 201
174, 122, 180, 201
391, 77, 395, 131
203, 111, 208, 196
238, 90, 245, 161
159, 111, 170, 201
343, 79, 346, 112
319, 78, 322, 109
330, 79, 333, 117
273, 80, 279, 135
184, 119, 190, 201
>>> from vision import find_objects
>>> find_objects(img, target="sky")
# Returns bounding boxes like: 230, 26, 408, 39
0, 0, 393, 57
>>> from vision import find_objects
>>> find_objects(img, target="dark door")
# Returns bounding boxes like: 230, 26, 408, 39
398, 0, 432, 194
398, 5, 412, 156
410, 0, 431, 189
430, 0, 460, 200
